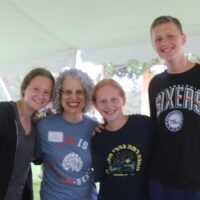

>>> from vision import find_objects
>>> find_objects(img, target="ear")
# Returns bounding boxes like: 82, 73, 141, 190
151, 39, 157, 52
21, 91, 25, 97
123, 96, 126, 105
182, 33, 186, 45
150, 34, 157, 50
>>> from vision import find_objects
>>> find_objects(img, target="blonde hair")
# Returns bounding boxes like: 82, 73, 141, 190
150, 15, 183, 34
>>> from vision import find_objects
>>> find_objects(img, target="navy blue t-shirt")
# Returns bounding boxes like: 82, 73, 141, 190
91, 115, 155, 200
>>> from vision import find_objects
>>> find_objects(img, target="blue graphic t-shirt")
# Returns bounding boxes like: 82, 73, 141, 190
36, 114, 98, 200
91, 115, 155, 200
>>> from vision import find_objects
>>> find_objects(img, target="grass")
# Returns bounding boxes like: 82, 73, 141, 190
32, 164, 42, 200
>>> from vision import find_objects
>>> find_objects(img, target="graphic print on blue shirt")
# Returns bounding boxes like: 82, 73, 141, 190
48, 133, 91, 186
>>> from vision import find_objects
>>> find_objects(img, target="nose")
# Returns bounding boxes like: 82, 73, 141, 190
161, 37, 169, 45
104, 100, 112, 107
70, 92, 77, 99
38, 91, 45, 99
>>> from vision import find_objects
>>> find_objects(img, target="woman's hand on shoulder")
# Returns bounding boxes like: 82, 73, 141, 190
92, 123, 105, 136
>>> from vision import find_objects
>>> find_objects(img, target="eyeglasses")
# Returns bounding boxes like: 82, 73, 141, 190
61, 89, 85, 96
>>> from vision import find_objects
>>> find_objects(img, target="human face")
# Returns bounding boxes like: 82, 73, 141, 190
151, 22, 186, 62
94, 85, 125, 123
61, 77, 86, 116
23, 76, 53, 111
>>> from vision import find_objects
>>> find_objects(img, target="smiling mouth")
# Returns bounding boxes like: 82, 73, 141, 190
104, 109, 116, 115
33, 99, 45, 106
161, 46, 174, 53
67, 102, 80, 108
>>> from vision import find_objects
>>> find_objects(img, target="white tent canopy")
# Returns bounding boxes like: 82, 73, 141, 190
1, 0, 200, 75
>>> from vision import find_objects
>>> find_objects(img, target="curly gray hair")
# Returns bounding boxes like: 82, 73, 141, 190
53, 68, 94, 113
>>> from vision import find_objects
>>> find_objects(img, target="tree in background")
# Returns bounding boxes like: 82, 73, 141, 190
102, 54, 200, 114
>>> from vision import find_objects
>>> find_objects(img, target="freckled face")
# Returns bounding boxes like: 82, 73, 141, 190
94, 85, 125, 122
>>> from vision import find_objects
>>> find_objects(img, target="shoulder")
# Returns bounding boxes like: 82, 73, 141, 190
129, 114, 151, 121
37, 113, 59, 126
191, 63, 200, 73
129, 114, 155, 127
129, 115, 156, 140
0, 102, 16, 136
0, 101, 13, 111
83, 115, 99, 126
91, 128, 107, 145
0, 101, 15, 118
149, 71, 167, 85
195, 63, 200, 68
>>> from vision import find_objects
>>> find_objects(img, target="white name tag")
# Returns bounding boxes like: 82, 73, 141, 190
48, 131, 64, 143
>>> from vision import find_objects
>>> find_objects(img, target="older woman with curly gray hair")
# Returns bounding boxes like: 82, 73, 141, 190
53, 68, 94, 114
36, 68, 98, 200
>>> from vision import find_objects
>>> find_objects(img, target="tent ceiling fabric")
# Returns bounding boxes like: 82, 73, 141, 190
1, 0, 200, 75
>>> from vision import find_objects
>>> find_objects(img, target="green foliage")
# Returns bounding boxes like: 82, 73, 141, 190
103, 58, 160, 79
32, 164, 42, 200
103, 54, 200, 79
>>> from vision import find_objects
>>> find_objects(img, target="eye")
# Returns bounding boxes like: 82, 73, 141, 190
99, 99, 107, 104
111, 98, 117, 103
76, 90, 85, 96
100, 99, 106, 103
155, 37, 162, 43
167, 34, 175, 39
61, 89, 70, 96
44, 90, 51, 95
33, 87, 39, 91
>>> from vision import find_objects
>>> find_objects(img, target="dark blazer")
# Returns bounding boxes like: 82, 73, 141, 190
0, 102, 33, 200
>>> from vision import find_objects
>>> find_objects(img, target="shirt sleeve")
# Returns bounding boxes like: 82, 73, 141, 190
91, 135, 107, 182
